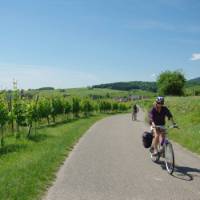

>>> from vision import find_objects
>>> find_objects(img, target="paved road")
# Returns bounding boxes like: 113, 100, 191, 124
44, 111, 200, 200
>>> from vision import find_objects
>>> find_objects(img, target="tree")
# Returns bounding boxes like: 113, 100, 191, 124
13, 98, 27, 134
157, 70, 186, 96
51, 98, 64, 123
119, 103, 129, 112
38, 98, 52, 125
63, 99, 72, 119
93, 102, 99, 113
26, 96, 39, 138
99, 100, 112, 113
112, 102, 119, 112
0, 97, 9, 146
72, 98, 81, 118
81, 99, 94, 117
7, 94, 14, 133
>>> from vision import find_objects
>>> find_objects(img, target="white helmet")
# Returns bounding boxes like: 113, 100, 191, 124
156, 96, 164, 105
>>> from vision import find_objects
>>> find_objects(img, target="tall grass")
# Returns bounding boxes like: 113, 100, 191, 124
166, 97, 200, 154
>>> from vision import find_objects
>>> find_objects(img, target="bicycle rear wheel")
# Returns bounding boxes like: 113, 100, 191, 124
164, 142, 175, 174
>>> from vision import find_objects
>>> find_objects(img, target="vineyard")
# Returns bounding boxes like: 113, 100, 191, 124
0, 88, 132, 200
0, 89, 131, 149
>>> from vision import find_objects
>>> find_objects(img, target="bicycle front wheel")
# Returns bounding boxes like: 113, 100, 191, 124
164, 142, 175, 174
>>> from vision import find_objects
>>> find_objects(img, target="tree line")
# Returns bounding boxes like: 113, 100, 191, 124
93, 81, 157, 92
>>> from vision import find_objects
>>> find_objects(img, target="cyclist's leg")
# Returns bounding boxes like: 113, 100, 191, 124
134, 112, 137, 120
152, 128, 160, 154
159, 131, 165, 152
159, 131, 165, 145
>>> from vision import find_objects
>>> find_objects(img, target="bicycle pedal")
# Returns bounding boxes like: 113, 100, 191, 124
149, 147, 154, 153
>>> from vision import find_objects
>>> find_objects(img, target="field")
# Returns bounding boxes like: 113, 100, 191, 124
25, 87, 156, 99
138, 96, 200, 155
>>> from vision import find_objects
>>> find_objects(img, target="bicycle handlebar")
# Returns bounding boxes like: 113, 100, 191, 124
153, 124, 179, 130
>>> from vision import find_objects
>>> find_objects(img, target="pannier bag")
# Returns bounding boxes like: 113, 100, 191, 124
142, 131, 153, 148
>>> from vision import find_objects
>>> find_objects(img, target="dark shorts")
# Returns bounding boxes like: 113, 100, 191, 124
151, 126, 166, 135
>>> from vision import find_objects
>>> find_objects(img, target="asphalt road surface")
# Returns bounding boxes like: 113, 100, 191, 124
44, 111, 200, 200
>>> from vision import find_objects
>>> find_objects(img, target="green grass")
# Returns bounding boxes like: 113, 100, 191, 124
0, 114, 107, 200
166, 96, 200, 154
66, 87, 129, 97
67, 88, 156, 97
26, 87, 156, 99
138, 96, 200, 155
26, 88, 129, 98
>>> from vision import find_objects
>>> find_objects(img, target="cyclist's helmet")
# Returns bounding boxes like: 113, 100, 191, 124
156, 96, 164, 105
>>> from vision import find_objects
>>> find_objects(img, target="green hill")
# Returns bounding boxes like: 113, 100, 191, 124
187, 77, 200, 85
93, 81, 157, 92
19, 76, 200, 99
92, 77, 200, 93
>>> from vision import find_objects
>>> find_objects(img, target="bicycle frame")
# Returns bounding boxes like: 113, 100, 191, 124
150, 125, 178, 174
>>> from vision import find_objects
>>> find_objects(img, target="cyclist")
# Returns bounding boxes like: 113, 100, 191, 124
149, 97, 176, 156
132, 104, 139, 121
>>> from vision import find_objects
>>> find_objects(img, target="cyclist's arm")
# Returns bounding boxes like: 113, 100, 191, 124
149, 108, 156, 127
151, 121, 156, 128
169, 117, 176, 126
165, 107, 176, 125
166, 107, 172, 118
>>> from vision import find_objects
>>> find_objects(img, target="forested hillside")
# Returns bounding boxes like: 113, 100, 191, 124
93, 81, 157, 92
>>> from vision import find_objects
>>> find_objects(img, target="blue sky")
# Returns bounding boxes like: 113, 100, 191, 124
0, 0, 200, 89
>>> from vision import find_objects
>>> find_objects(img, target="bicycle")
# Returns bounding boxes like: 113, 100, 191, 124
132, 112, 137, 121
132, 107, 139, 121
149, 125, 179, 175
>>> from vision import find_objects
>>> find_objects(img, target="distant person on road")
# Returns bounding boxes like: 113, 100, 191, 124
149, 97, 176, 156
132, 104, 139, 121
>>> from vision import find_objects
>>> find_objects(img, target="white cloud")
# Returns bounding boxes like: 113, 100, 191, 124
0, 63, 99, 89
190, 53, 200, 61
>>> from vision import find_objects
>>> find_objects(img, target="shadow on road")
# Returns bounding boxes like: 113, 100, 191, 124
156, 161, 200, 181
173, 165, 200, 181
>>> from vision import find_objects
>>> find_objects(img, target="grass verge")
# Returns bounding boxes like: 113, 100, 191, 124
0, 114, 107, 200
